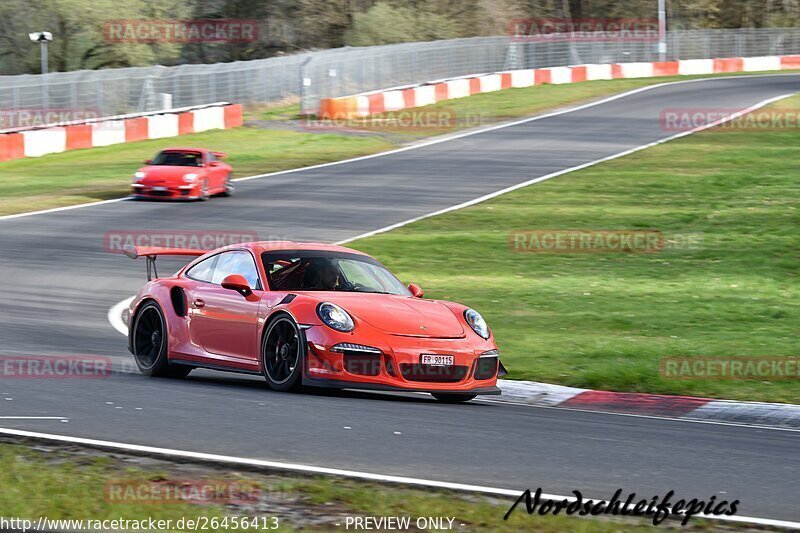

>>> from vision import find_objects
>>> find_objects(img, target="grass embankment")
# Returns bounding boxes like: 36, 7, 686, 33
0, 441, 663, 532
1, 70, 791, 216
351, 96, 800, 404
0, 130, 394, 216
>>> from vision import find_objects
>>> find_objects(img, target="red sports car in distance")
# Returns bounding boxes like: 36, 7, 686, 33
131, 148, 234, 200
125, 241, 506, 403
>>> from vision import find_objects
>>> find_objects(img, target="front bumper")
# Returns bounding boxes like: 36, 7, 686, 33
302, 325, 503, 395
131, 184, 199, 200
303, 376, 501, 395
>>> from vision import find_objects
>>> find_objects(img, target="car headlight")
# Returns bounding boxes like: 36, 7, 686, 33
183, 173, 198, 183
464, 308, 490, 339
317, 302, 355, 332
133, 171, 145, 182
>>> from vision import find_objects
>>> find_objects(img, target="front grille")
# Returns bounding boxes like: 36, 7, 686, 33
399, 364, 468, 383
473, 357, 498, 380
343, 352, 381, 376
148, 190, 172, 197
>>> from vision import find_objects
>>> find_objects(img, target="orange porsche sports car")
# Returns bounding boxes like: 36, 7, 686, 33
131, 147, 234, 200
125, 241, 505, 402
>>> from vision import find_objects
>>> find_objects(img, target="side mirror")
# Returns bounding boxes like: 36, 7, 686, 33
408, 283, 424, 298
221, 274, 252, 297
143, 159, 152, 165
209, 161, 220, 167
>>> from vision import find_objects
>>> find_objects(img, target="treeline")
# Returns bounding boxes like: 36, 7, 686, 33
1, 0, 798, 74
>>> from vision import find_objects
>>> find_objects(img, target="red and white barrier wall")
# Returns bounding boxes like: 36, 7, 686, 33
319, 55, 800, 119
0, 103, 244, 162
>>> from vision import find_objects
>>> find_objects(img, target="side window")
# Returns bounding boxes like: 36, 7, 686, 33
211, 251, 260, 289
185, 255, 218, 283
339, 261, 374, 287
206, 152, 216, 164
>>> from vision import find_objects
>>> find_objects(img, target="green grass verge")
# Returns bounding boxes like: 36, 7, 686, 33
351, 96, 800, 404
1, 70, 792, 216
0, 441, 664, 532
0, 129, 393, 216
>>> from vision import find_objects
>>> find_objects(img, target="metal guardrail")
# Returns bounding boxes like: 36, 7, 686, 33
0, 28, 799, 116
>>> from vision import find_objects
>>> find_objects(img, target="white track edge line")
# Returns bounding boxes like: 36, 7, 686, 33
235, 74, 795, 185
0, 417, 67, 420
108, 296, 133, 336
0, 197, 128, 221
0, 427, 796, 529
477, 398, 800, 433
1, 73, 795, 223
335, 92, 795, 244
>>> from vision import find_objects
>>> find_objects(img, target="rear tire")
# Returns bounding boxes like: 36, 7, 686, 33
131, 301, 192, 378
261, 314, 304, 392
431, 393, 477, 403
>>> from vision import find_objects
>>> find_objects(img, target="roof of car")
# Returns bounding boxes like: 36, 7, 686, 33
159, 147, 207, 153
252, 241, 368, 255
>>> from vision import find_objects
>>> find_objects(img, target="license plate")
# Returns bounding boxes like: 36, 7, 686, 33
421, 354, 454, 366
152, 186, 168, 191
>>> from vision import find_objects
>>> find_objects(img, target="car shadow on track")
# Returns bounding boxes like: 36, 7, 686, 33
153, 369, 488, 406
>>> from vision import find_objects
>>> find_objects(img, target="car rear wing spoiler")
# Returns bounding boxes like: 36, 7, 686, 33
123, 245, 207, 280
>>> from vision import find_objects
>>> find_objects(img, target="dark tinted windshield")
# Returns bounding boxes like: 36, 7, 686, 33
151, 151, 203, 167
262, 250, 409, 295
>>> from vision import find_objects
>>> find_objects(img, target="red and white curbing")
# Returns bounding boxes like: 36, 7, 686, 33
496, 380, 800, 429
319, 55, 800, 119
0, 102, 244, 162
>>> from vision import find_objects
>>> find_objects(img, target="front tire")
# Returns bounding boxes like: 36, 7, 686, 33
198, 180, 210, 201
261, 314, 304, 392
431, 393, 477, 403
131, 301, 192, 378
221, 174, 234, 197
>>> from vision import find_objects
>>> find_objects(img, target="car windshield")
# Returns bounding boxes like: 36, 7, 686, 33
262, 250, 410, 296
151, 151, 203, 167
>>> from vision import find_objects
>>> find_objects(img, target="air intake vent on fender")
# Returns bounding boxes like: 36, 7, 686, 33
170, 286, 187, 317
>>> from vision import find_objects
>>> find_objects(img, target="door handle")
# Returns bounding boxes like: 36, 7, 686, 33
193, 298, 205, 308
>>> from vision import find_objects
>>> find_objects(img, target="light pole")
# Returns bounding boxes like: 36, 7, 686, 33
658, 0, 667, 61
29, 31, 52, 75
28, 31, 52, 110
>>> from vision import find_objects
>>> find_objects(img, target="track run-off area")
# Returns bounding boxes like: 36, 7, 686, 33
0, 74, 798, 526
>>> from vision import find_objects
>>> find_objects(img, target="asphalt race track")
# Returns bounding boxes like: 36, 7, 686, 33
1, 75, 798, 523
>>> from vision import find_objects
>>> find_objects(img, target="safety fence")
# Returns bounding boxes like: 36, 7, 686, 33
319, 55, 800, 119
1, 28, 800, 115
